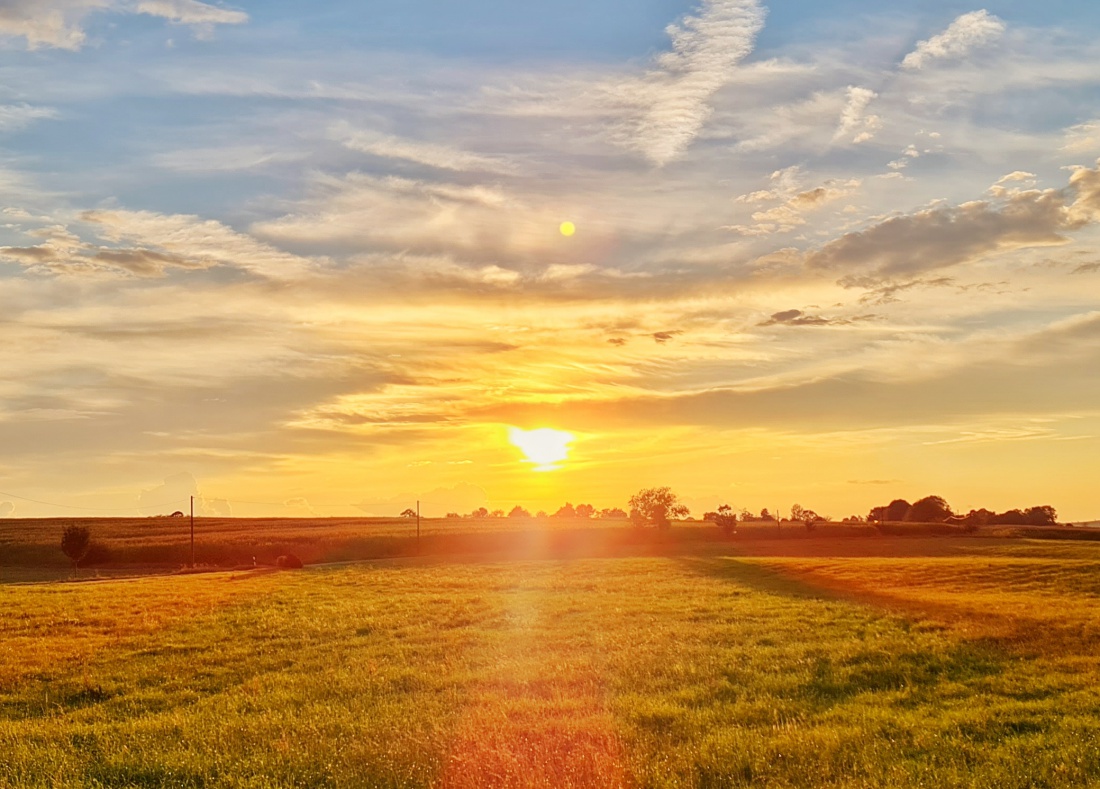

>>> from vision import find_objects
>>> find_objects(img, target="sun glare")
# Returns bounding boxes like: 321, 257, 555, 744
508, 427, 574, 471
559, 221, 576, 237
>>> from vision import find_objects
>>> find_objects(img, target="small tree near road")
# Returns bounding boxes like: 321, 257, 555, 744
61, 524, 91, 572
628, 487, 689, 530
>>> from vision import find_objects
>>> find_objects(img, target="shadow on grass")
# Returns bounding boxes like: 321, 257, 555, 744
679, 556, 842, 601
680, 556, 1007, 711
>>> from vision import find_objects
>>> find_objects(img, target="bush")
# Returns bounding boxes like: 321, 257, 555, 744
276, 554, 304, 569
82, 541, 113, 567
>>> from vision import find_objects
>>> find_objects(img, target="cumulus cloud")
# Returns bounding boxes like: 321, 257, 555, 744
902, 10, 1006, 70
833, 86, 881, 144
355, 483, 488, 518
809, 161, 1100, 283
609, 0, 766, 165
0, 501, 14, 517
730, 168, 861, 235
138, 471, 197, 514
0, 0, 246, 50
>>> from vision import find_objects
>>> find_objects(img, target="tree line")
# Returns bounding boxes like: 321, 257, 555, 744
867, 496, 1058, 526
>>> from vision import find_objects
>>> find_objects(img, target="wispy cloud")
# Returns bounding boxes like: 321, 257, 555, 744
901, 10, 1006, 70
334, 123, 515, 174
608, 0, 766, 165
0, 0, 246, 50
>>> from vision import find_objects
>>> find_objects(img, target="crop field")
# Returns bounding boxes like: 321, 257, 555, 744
3, 534, 1100, 788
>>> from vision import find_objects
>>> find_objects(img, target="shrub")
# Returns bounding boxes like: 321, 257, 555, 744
276, 554, 304, 569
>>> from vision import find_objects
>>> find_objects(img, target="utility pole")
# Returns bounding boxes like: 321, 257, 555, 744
416, 500, 421, 554
190, 495, 195, 567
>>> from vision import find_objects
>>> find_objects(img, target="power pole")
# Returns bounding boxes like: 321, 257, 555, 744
190, 495, 195, 567
416, 500, 421, 554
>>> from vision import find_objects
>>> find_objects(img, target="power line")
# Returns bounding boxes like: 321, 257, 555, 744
0, 489, 185, 513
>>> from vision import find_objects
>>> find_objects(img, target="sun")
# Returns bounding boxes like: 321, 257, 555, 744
508, 427, 574, 471
559, 221, 576, 237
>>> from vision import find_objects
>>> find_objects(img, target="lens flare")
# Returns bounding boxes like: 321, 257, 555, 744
508, 427, 574, 471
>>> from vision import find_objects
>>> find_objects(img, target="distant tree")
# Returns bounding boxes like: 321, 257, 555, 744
535, 510, 548, 519
867, 506, 886, 523
1025, 505, 1057, 526
575, 503, 596, 519
884, 499, 911, 522
400, 508, 417, 519
996, 509, 1028, 526
469, 507, 489, 519
704, 504, 737, 535
599, 507, 627, 519
446, 512, 461, 519
554, 503, 577, 519
508, 505, 531, 518
905, 496, 952, 523
628, 487, 689, 530
791, 504, 824, 531
61, 524, 90, 571
760, 508, 771, 521
489, 509, 505, 518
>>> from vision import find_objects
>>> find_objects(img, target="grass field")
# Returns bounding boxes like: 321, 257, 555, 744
3, 534, 1100, 788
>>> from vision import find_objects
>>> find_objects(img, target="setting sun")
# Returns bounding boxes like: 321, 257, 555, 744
559, 221, 576, 237
508, 427, 574, 471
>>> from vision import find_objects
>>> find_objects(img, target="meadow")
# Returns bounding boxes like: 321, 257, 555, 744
3, 527, 1100, 788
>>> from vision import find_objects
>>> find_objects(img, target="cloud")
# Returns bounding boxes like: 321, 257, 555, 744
730, 168, 861, 234
335, 124, 515, 174
833, 86, 881, 144
759, 309, 833, 327
902, 10, 1006, 70
0, 104, 58, 133
0, 501, 13, 517
609, 0, 766, 165
1064, 120, 1100, 155
138, 471, 196, 514
355, 483, 488, 517
809, 162, 1100, 282
0, 0, 245, 50
134, 0, 247, 26
653, 331, 683, 344
82, 210, 315, 279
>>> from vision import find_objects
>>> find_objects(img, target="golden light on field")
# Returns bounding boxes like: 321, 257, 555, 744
508, 427, 574, 471
559, 221, 576, 237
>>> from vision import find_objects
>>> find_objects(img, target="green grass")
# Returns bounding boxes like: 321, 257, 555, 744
4, 538, 1100, 787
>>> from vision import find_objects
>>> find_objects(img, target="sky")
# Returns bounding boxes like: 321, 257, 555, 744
1, 0, 1099, 521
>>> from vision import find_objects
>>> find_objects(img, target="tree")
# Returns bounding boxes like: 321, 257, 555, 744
508, 505, 531, 518
704, 504, 737, 535
553, 503, 577, 519
599, 507, 627, 519
469, 507, 489, 519
400, 508, 417, 519
575, 503, 595, 519
490, 509, 505, 518
1025, 505, 1057, 526
905, 496, 952, 523
61, 524, 90, 572
628, 487, 689, 530
791, 504, 824, 530
885, 499, 911, 522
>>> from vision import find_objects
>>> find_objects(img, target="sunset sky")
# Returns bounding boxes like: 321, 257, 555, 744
1, 0, 1098, 520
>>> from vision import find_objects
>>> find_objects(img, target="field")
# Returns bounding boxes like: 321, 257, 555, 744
3, 524, 1100, 788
